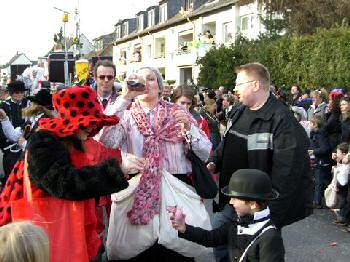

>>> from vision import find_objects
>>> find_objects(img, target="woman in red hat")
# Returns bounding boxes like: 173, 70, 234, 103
0, 86, 129, 261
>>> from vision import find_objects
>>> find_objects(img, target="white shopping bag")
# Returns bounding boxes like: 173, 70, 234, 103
158, 170, 212, 257
107, 175, 159, 260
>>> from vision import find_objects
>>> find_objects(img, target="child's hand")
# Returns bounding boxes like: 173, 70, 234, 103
332, 152, 337, 161
168, 206, 186, 233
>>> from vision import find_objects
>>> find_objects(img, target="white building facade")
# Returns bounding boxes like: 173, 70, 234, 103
113, 0, 265, 85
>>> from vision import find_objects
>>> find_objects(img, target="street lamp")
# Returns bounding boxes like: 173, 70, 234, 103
54, 7, 70, 87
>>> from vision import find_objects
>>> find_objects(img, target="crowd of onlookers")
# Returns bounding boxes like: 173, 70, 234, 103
0, 65, 349, 261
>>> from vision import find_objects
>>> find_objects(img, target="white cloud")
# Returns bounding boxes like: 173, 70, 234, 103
0, 0, 159, 64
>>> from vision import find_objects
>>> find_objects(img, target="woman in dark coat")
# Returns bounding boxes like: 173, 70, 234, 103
340, 96, 350, 143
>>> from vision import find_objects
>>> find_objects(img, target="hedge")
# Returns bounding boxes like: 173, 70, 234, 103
196, 26, 350, 90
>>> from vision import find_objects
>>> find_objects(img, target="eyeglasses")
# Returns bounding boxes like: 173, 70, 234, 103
98, 75, 114, 81
234, 80, 256, 88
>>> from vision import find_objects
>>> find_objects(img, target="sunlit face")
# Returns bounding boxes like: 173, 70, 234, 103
222, 97, 230, 109
137, 69, 160, 103
291, 86, 298, 95
234, 71, 256, 107
176, 96, 192, 111
11, 91, 25, 103
340, 100, 350, 114
336, 149, 346, 162
313, 93, 322, 105
310, 121, 318, 131
96, 66, 115, 96
229, 197, 252, 217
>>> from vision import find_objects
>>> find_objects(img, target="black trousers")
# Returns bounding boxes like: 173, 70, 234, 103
1, 150, 21, 185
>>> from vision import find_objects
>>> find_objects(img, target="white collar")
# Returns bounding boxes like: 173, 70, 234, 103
254, 207, 270, 220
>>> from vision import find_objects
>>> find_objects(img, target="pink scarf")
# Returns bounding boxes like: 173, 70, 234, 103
127, 100, 185, 225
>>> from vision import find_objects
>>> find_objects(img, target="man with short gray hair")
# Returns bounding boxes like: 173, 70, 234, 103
208, 62, 313, 261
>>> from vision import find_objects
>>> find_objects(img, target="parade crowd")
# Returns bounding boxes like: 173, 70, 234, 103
0, 60, 347, 262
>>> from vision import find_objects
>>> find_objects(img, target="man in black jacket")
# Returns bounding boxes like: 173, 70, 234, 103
207, 63, 313, 261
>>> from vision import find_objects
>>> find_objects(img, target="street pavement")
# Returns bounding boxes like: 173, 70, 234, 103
196, 207, 350, 262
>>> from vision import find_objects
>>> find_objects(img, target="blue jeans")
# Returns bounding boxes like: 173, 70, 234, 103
212, 204, 237, 262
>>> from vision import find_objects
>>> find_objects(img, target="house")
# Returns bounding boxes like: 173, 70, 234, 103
0, 52, 33, 82
112, 0, 266, 85
92, 32, 117, 57
71, 33, 94, 57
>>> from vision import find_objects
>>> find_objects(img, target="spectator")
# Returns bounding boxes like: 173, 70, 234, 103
309, 115, 332, 209
0, 221, 50, 262
207, 62, 313, 261
340, 96, 350, 143
0, 81, 30, 180
324, 93, 342, 150
172, 86, 210, 138
291, 106, 310, 137
307, 89, 328, 120
171, 169, 285, 262
331, 143, 350, 226
199, 97, 221, 150
290, 85, 302, 106
94, 60, 118, 110
299, 89, 313, 110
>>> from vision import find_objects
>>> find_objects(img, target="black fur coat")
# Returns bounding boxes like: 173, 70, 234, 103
26, 130, 128, 200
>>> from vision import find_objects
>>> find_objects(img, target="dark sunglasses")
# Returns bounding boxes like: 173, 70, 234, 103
98, 75, 114, 81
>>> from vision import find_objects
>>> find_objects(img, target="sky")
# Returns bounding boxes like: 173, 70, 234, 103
0, 0, 159, 65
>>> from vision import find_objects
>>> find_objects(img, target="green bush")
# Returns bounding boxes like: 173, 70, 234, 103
197, 26, 350, 90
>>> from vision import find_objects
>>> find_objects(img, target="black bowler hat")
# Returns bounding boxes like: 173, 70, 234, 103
27, 89, 53, 110
7, 80, 28, 93
222, 169, 279, 200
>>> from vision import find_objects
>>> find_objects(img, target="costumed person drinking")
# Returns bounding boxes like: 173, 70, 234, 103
97, 67, 212, 261
0, 86, 129, 262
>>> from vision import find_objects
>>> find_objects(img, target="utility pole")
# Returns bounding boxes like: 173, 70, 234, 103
54, 7, 70, 87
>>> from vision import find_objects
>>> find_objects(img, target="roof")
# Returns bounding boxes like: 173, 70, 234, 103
93, 32, 116, 42
114, 0, 237, 45
1, 53, 32, 68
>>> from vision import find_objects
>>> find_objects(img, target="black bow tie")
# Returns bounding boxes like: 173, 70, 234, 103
102, 98, 108, 109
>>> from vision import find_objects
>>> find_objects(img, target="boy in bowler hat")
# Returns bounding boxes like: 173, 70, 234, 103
171, 169, 285, 262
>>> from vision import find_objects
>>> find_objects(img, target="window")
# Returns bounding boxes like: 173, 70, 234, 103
120, 50, 127, 65
116, 26, 121, 39
148, 9, 155, 27
145, 44, 152, 59
223, 22, 232, 42
240, 16, 249, 31
122, 22, 129, 37
137, 15, 144, 31
185, 0, 193, 11
159, 3, 167, 23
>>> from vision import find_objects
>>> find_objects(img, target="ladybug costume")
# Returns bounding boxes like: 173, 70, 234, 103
0, 86, 128, 261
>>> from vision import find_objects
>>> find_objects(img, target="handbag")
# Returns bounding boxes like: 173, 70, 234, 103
186, 143, 218, 199
324, 170, 340, 209
11, 154, 89, 262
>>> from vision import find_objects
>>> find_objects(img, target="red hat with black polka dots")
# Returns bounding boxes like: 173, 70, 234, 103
39, 86, 119, 137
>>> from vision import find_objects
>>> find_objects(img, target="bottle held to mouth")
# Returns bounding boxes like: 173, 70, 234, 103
126, 74, 146, 91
